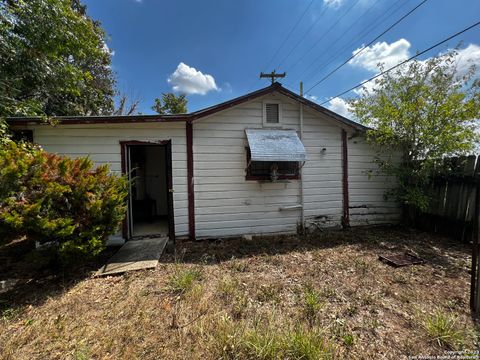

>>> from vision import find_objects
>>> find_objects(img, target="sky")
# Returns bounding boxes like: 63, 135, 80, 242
83, 0, 480, 115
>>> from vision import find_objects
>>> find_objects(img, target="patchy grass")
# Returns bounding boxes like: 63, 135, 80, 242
0, 226, 478, 359
423, 310, 472, 349
168, 265, 203, 295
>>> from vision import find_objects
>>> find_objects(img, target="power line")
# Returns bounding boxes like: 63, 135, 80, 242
315, 20, 480, 106
285, 0, 408, 90
297, 0, 408, 82
247, 0, 316, 91
281, 0, 362, 72
305, 0, 428, 93
261, 0, 316, 73
273, 3, 330, 70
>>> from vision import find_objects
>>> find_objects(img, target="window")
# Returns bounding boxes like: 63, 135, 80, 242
263, 100, 282, 127
245, 148, 300, 181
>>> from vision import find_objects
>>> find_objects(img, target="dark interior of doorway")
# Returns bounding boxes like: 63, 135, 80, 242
129, 145, 169, 238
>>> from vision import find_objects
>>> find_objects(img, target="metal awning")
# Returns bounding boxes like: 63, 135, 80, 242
245, 129, 306, 162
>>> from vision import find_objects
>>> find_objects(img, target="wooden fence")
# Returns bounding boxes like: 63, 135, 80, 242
411, 155, 480, 316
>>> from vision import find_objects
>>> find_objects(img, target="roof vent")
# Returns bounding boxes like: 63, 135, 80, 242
265, 103, 279, 124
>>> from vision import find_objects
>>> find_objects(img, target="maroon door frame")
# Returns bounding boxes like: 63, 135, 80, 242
186, 121, 196, 240
341, 129, 350, 228
120, 140, 175, 241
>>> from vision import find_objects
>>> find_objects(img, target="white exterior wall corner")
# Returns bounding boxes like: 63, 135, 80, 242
347, 134, 402, 226
25, 122, 189, 237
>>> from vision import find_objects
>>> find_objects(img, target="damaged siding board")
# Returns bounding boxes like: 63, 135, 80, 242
29, 122, 190, 237
302, 110, 344, 227
347, 136, 401, 226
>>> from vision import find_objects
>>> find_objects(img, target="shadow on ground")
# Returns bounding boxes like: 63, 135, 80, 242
0, 225, 471, 316
163, 225, 471, 277
0, 238, 118, 314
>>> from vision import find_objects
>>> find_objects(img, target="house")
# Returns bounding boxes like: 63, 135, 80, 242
8, 83, 400, 244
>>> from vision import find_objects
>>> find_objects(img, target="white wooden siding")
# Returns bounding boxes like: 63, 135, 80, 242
26, 122, 189, 237
347, 136, 401, 225
193, 93, 400, 237
194, 94, 325, 237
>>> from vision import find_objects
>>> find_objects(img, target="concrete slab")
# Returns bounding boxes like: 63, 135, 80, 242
96, 237, 168, 276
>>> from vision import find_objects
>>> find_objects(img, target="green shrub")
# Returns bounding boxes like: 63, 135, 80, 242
0, 141, 128, 262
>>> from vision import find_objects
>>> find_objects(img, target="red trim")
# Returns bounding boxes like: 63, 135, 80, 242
120, 142, 127, 239
7, 83, 367, 131
245, 174, 300, 181
341, 129, 350, 228
8, 115, 185, 126
186, 121, 196, 240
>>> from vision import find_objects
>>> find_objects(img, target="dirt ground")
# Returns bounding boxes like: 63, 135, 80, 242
0, 226, 478, 359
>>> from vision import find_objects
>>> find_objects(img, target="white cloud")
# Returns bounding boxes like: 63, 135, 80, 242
323, 0, 343, 8
306, 94, 318, 102
326, 97, 352, 118
352, 43, 480, 96
449, 44, 480, 77
167, 62, 219, 95
102, 42, 115, 56
349, 39, 411, 72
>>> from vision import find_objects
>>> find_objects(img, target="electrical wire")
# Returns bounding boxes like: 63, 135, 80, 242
305, 0, 429, 92
261, 0, 316, 73
280, 0, 362, 72
297, 0, 408, 82
273, 3, 330, 71
314, 20, 480, 105
247, 0, 318, 91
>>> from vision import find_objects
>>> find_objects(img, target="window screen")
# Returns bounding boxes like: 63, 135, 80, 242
245, 148, 299, 180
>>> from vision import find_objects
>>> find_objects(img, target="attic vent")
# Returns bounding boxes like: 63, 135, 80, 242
265, 103, 279, 124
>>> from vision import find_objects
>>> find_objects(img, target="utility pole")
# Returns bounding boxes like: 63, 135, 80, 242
260, 70, 286, 85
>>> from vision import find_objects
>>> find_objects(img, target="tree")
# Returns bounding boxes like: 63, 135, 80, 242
349, 49, 480, 210
152, 93, 188, 115
113, 93, 140, 115
0, 0, 115, 119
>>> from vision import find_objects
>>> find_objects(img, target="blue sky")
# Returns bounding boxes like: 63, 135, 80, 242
84, 0, 480, 115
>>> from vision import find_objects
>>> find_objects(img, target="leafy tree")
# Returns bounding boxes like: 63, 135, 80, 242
0, 0, 115, 119
152, 93, 188, 115
349, 49, 480, 210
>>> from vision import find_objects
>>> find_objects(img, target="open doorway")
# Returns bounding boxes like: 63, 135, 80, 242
122, 141, 174, 240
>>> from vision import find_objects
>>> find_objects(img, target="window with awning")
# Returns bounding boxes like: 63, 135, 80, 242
245, 129, 306, 181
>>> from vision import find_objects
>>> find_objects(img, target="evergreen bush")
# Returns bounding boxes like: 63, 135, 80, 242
0, 142, 128, 262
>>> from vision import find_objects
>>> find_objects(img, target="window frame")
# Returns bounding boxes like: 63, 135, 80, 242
245, 147, 300, 181
262, 100, 283, 127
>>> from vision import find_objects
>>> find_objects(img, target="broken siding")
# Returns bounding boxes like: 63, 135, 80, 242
302, 109, 344, 228
348, 136, 401, 225
27, 122, 189, 237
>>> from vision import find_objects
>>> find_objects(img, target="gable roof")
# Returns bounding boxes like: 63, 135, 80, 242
7, 83, 367, 131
